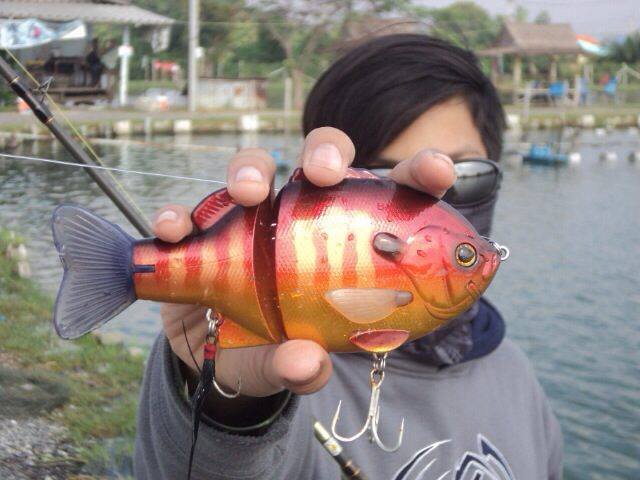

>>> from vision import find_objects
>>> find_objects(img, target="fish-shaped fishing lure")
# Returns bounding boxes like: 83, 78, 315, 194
52, 168, 504, 353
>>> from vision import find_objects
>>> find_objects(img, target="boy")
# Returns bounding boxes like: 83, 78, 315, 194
135, 35, 562, 479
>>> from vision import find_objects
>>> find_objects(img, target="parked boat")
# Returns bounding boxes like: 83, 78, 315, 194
523, 144, 569, 165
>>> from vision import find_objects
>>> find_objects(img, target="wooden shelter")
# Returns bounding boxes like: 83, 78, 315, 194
0, 1, 173, 26
0, 1, 174, 105
480, 21, 581, 96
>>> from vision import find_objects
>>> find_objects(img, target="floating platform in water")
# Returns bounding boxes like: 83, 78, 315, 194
523, 144, 568, 166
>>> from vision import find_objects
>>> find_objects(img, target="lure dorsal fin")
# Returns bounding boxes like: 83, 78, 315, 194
288, 167, 380, 183
191, 189, 236, 231
288, 168, 306, 182
218, 317, 273, 349
343, 168, 381, 179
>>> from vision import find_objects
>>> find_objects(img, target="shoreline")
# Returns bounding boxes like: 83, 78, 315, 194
0, 106, 639, 139
0, 230, 142, 479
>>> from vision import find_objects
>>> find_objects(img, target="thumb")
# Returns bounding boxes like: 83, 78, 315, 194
269, 340, 333, 395
216, 340, 333, 397
152, 204, 193, 243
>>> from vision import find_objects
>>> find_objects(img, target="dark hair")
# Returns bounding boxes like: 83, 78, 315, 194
303, 34, 506, 166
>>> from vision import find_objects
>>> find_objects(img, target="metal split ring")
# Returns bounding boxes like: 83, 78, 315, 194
205, 308, 223, 340
484, 237, 510, 262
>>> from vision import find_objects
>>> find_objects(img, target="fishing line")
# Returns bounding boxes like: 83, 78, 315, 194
2, 47, 149, 223
182, 318, 202, 375
0, 152, 228, 186
2, 47, 105, 166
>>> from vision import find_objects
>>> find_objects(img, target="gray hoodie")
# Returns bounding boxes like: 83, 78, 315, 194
134, 322, 562, 479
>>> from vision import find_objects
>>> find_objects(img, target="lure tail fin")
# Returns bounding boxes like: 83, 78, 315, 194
52, 205, 137, 339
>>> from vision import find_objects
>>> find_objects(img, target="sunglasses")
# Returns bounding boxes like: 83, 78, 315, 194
369, 158, 502, 207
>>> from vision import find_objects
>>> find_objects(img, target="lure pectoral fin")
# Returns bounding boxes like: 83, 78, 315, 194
324, 288, 413, 324
52, 205, 137, 339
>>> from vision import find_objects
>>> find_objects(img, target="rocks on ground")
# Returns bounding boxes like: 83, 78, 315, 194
0, 367, 80, 479
0, 418, 82, 480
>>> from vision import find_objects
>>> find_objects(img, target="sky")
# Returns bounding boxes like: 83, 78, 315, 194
419, 0, 640, 39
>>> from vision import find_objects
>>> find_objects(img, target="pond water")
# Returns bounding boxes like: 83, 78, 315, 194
0, 129, 639, 479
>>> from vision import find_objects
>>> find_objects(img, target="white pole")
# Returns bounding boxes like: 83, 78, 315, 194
119, 25, 131, 107
188, 0, 200, 112
284, 75, 292, 134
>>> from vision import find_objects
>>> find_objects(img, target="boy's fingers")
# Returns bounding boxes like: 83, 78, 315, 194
301, 127, 356, 187
227, 148, 276, 206
388, 149, 457, 198
152, 205, 193, 243
268, 340, 333, 395
216, 340, 332, 397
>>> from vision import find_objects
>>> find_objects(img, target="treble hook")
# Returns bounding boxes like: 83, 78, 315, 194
205, 308, 241, 399
331, 353, 405, 452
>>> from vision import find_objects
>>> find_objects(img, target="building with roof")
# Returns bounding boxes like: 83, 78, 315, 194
0, 0, 173, 27
480, 21, 582, 92
481, 21, 581, 58
0, 1, 174, 105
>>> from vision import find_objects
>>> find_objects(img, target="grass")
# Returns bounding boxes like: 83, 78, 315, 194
0, 229, 144, 477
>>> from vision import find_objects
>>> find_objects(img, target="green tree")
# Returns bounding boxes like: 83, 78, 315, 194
534, 10, 551, 24
124, 0, 248, 76
248, 0, 403, 109
412, 2, 500, 50
609, 32, 640, 64
514, 5, 528, 22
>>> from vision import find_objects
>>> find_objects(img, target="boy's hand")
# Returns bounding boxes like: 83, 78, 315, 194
155, 127, 456, 398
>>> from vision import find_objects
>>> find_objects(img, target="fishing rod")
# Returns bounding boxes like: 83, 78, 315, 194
0, 54, 152, 237
313, 419, 369, 480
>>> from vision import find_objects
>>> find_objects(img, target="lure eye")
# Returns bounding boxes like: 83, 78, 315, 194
455, 243, 477, 267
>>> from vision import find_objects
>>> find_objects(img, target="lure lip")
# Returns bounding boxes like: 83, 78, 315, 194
349, 329, 410, 353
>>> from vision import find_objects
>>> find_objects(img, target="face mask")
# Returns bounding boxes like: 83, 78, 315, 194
453, 192, 498, 238
371, 158, 501, 238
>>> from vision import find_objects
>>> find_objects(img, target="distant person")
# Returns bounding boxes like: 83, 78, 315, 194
44, 54, 56, 75
44, 48, 61, 75
603, 77, 618, 104
85, 39, 104, 87
579, 75, 589, 105
135, 35, 563, 479
598, 72, 610, 87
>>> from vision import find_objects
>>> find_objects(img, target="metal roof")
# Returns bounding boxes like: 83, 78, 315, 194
0, 1, 174, 26
480, 21, 581, 56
